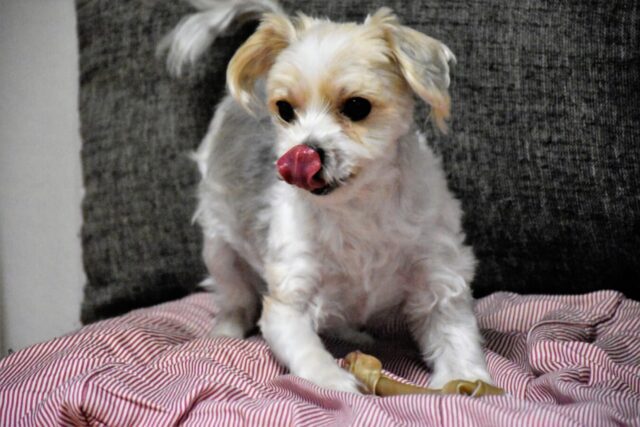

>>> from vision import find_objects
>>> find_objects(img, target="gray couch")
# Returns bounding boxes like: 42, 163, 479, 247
76, 0, 639, 324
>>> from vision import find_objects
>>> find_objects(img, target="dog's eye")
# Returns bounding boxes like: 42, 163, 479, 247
341, 97, 371, 122
276, 100, 295, 123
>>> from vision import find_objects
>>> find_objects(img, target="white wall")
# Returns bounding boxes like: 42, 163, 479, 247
0, 0, 85, 354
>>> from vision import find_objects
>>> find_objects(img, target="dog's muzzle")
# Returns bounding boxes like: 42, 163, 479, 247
276, 144, 327, 192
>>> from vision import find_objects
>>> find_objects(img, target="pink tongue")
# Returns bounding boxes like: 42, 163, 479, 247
276, 145, 326, 191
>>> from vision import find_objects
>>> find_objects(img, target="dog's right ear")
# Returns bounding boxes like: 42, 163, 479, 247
227, 13, 295, 111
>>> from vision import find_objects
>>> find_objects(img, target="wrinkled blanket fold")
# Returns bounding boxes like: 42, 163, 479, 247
1, 290, 639, 426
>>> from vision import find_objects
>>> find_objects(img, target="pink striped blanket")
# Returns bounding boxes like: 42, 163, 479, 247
1, 291, 639, 426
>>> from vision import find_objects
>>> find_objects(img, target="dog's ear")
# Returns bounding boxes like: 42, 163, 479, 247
369, 8, 456, 133
227, 13, 295, 111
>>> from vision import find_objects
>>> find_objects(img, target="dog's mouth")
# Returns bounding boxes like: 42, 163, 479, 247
310, 179, 342, 196
276, 144, 349, 196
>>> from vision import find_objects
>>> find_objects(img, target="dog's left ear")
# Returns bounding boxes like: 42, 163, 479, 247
227, 13, 295, 111
369, 8, 456, 133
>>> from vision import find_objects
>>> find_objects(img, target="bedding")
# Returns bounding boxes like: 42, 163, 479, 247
2, 290, 638, 426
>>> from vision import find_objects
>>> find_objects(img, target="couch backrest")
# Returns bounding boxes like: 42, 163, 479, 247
77, 0, 639, 323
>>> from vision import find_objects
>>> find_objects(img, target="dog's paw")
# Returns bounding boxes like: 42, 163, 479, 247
209, 314, 248, 339
316, 370, 361, 394
299, 364, 361, 394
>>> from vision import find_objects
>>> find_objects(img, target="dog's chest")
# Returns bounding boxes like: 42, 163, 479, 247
310, 208, 413, 328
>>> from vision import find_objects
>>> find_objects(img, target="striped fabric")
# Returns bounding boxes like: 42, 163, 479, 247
1, 291, 639, 426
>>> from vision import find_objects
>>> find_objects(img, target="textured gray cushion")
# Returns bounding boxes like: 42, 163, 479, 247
77, 1, 256, 323
77, 0, 639, 324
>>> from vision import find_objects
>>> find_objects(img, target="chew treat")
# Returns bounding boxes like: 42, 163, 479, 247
344, 351, 504, 397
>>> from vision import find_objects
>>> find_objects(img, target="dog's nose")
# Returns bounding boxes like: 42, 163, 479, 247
276, 144, 326, 191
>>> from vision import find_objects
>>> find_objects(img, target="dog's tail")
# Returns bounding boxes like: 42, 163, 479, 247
157, 0, 283, 77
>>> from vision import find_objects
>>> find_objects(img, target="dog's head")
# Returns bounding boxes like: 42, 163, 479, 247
227, 8, 455, 198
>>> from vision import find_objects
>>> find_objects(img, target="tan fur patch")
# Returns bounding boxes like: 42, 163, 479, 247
227, 13, 295, 109
372, 8, 454, 133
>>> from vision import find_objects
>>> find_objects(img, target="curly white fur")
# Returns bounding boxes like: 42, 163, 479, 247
162, 1, 491, 393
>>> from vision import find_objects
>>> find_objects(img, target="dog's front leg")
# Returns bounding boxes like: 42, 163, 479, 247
406, 256, 492, 388
258, 202, 359, 393
260, 296, 360, 393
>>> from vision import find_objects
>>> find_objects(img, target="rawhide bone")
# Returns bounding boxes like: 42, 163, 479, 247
344, 351, 504, 397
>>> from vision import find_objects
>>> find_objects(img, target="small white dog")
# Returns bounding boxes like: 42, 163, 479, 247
161, 0, 492, 393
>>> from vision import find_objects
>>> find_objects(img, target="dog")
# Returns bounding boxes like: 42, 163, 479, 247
160, 0, 492, 393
